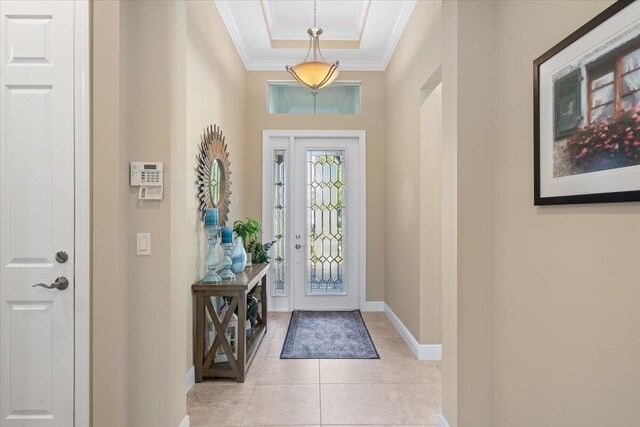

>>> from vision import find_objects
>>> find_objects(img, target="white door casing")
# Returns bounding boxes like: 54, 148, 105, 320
0, 1, 84, 426
262, 130, 367, 312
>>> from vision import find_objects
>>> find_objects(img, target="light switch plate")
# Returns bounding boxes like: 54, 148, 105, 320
136, 233, 151, 256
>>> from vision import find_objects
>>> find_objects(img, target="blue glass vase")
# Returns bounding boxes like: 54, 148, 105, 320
231, 237, 247, 273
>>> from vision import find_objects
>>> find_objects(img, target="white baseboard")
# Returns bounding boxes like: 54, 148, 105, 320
268, 296, 291, 312
438, 414, 450, 427
383, 303, 442, 361
186, 366, 195, 393
179, 415, 190, 427
363, 301, 384, 311
267, 300, 386, 312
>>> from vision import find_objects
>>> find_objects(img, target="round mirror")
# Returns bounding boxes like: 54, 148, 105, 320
197, 124, 232, 225
210, 159, 224, 207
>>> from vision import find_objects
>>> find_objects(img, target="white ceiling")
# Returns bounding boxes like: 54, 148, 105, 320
214, 0, 417, 71
264, 1, 369, 41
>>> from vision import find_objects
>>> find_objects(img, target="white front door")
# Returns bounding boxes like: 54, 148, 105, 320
293, 138, 359, 310
262, 132, 365, 312
0, 2, 76, 426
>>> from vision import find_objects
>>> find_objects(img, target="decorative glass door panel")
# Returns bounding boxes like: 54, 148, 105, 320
293, 138, 359, 311
306, 150, 346, 295
263, 132, 361, 311
272, 150, 287, 296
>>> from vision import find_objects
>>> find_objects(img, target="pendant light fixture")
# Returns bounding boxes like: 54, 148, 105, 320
286, 0, 340, 92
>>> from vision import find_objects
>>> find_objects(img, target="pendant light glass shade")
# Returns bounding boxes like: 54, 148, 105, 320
287, 60, 339, 92
286, 8, 339, 92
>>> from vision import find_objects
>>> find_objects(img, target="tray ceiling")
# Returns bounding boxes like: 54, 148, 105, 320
214, 0, 417, 71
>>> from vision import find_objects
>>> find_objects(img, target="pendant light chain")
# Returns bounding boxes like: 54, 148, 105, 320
285, 0, 340, 92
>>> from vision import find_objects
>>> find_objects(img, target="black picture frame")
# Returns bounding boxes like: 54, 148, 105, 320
534, 0, 640, 205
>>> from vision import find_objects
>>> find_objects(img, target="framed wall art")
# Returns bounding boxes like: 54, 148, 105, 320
534, 0, 640, 205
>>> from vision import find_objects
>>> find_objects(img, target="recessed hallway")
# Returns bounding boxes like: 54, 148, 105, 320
187, 312, 442, 426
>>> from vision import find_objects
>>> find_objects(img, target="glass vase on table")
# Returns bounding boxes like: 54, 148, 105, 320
219, 226, 236, 281
202, 208, 221, 284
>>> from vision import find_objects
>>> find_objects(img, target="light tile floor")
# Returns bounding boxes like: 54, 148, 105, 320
187, 311, 442, 426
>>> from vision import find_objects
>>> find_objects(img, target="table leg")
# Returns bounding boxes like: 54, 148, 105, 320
194, 292, 204, 383
237, 290, 247, 382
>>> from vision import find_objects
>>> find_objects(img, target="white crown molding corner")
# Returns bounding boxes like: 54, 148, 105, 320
364, 301, 385, 312
356, 0, 371, 40
438, 414, 450, 427
179, 415, 191, 427
384, 303, 442, 361
381, 0, 417, 70
260, 0, 276, 38
214, 0, 251, 70
186, 366, 195, 393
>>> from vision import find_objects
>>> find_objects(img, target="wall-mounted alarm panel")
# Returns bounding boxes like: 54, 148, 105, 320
130, 161, 164, 200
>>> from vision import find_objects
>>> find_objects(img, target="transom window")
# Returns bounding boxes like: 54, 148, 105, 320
268, 81, 361, 115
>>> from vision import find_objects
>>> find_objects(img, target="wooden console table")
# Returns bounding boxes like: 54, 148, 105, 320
192, 263, 269, 383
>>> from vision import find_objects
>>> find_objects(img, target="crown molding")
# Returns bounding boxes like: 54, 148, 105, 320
214, 0, 252, 70
214, 0, 417, 72
381, 0, 417, 68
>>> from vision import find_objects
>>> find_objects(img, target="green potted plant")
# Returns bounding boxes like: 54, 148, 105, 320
251, 240, 276, 264
232, 218, 261, 266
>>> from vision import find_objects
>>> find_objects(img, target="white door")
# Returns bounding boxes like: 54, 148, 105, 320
0, 2, 75, 426
263, 132, 365, 312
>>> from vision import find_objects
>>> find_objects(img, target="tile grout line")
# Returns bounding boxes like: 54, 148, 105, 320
238, 335, 269, 426
236, 313, 438, 426
237, 382, 256, 427
382, 381, 408, 425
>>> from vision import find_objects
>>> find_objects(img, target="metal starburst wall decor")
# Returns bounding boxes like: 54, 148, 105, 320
196, 124, 232, 225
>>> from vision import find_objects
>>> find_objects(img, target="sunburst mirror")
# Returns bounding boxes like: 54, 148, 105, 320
197, 124, 232, 224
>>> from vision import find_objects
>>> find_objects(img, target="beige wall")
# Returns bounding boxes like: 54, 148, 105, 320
439, 1, 498, 425
92, 1, 247, 425
440, 1, 458, 424
92, 1, 130, 425
440, 2, 640, 426
453, 2, 497, 426
419, 83, 442, 344
184, 0, 248, 373
385, 0, 442, 340
122, 2, 185, 425
93, 2, 640, 427
245, 70, 387, 302
494, 1, 640, 426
